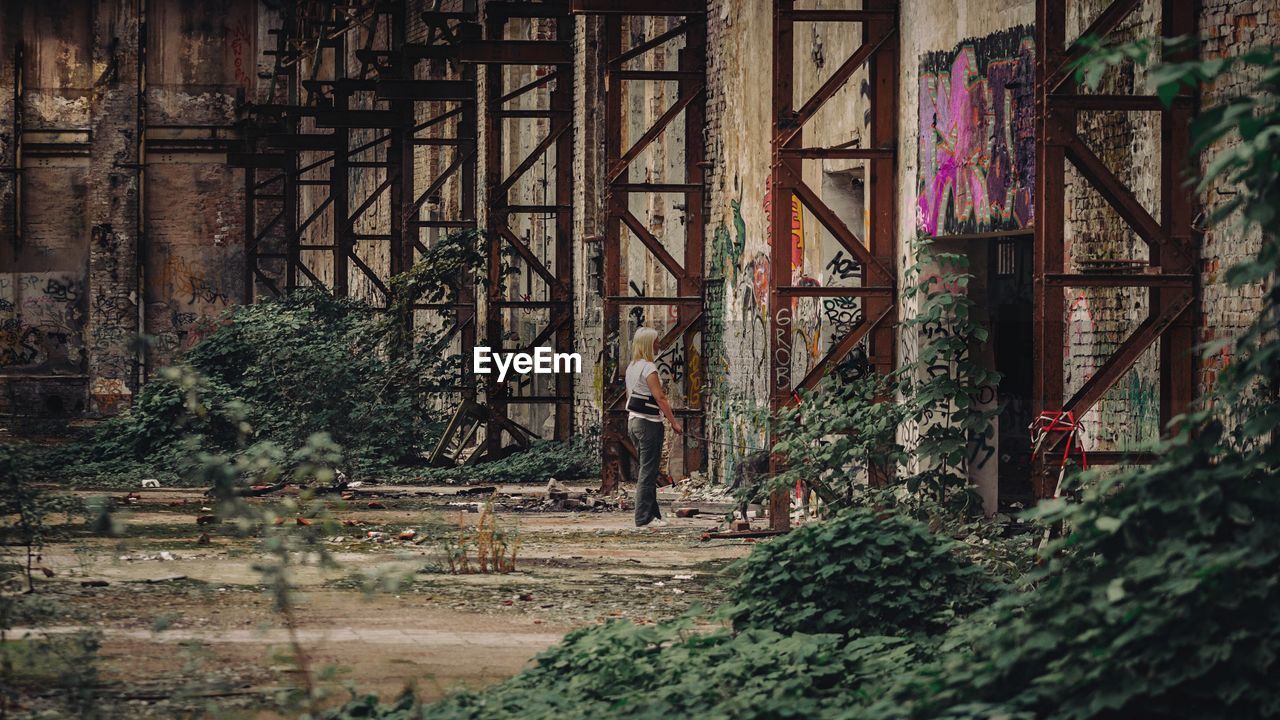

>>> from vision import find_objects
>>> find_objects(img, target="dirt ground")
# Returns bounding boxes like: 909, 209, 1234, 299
5, 482, 752, 718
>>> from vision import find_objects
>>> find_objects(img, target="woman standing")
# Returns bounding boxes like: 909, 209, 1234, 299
626, 327, 683, 528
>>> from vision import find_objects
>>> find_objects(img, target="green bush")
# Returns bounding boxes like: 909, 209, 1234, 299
880, 419, 1280, 720
69, 290, 456, 477
328, 620, 916, 720
726, 507, 997, 637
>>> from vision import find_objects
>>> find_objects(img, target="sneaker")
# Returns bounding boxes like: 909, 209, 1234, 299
648, 518, 668, 528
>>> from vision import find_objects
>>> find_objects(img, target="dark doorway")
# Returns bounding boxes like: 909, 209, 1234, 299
988, 237, 1034, 506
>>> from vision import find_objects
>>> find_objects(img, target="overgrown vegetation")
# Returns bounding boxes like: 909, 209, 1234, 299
54, 231, 491, 480
314, 36, 1280, 719
768, 239, 1000, 521
726, 507, 998, 637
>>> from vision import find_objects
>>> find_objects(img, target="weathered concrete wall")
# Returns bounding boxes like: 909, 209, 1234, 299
143, 0, 253, 369
572, 13, 605, 435
0, 1, 96, 417
1, 0, 261, 420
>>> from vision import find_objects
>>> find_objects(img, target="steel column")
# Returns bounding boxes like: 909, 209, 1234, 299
768, 1, 899, 529
575, 1, 708, 494
1032, 0, 1199, 491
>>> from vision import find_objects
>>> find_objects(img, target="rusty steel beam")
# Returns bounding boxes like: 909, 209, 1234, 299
769, 0, 899, 526
571, 0, 706, 15
458, 40, 572, 65
482, 3, 576, 459
1032, 0, 1200, 493
584, 5, 708, 495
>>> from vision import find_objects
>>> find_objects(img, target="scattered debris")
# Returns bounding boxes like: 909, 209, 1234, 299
546, 479, 569, 501
136, 575, 188, 584
197, 533, 211, 546
367, 501, 386, 509
81, 580, 110, 588
730, 519, 752, 532
295, 517, 313, 526
398, 529, 417, 541
701, 528, 786, 541
674, 471, 733, 502
675, 507, 700, 518
196, 515, 218, 525
459, 486, 497, 496
236, 482, 287, 498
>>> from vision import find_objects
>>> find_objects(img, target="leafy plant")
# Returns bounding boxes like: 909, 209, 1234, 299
725, 506, 998, 637
898, 238, 1002, 512
770, 371, 908, 511
0, 445, 81, 593
336, 618, 917, 720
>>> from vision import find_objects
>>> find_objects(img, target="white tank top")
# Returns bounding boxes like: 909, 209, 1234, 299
626, 360, 662, 423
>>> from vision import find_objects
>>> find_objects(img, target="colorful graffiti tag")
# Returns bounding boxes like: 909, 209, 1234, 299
917, 26, 1035, 236
762, 183, 805, 281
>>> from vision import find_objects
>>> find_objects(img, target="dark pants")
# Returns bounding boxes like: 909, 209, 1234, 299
629, 417, 664, 526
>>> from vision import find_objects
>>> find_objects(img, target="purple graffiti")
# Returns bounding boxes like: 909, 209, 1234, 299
918, 27, 1035, 236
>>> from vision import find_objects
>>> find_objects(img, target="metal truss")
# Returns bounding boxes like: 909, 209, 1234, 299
233, 0, 479, 332
1032, 0, 1198, 490
768, 1, 899, 530
231, 0, 481, 416
460, 1, 575, 455
571, 0, 708, 495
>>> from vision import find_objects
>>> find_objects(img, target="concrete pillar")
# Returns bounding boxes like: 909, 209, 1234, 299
86, 0, 142, 415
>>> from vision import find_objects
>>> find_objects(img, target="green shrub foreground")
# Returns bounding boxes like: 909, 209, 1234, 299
726, 507, 998, 637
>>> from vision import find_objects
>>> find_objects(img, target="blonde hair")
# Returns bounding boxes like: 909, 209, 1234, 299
631, 326, 658, 363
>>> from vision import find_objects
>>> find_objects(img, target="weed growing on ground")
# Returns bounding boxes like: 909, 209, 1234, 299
439, 499, 520, 574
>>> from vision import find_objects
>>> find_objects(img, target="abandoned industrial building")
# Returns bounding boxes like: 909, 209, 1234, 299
2, 0, 1278, 717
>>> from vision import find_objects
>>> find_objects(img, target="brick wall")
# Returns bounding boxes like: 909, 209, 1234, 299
1197, 0, 1277, 394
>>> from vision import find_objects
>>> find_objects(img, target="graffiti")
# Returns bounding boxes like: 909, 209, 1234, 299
686, 344, 703, 409
763, 183, 805, 280
43, 278, 82, 303
822, 296, 863, 345
792, 276, 823, 378
967, 427, 996, 469
656, 342, 685, 385
825, 250, 861, 281
773, 305, 793, 394
230, 20, 252, 89
917, 26, 1035, 236
156, 253, 234, 307
712, 198, 749, 283
628, 281, 646, 325
1, 273, 86, 371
